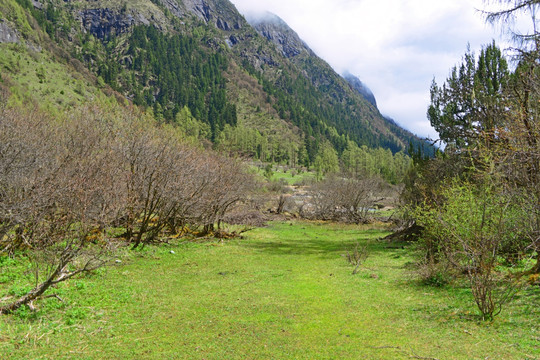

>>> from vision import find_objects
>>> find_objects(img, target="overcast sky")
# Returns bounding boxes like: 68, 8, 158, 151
228, 0, 517, 139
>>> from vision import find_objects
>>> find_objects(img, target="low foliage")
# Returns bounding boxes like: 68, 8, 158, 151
414, 175, 533, 320
345, 242, 370, 274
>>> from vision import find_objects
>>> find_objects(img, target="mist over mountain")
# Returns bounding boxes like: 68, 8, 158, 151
343, 71, 377, 108
245, 11, 315, 59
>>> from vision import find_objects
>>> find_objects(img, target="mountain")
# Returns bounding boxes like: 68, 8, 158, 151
245, 11, 315, 59
342, 72, 435, 157
0, 0, 432, 165
343, 71, 377, 108
243, 11, 430, 153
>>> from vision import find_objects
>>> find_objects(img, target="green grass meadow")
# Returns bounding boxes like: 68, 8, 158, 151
269, 169, 316, 185
251, 166, 316, 186
1, 221, 539, 359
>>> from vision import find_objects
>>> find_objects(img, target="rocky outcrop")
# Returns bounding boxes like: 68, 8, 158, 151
246, 12, 350, 99
189, 0, 212, 23
79, 8, 135, 39
344, 71, 378, 108
31, 1, 44, 10
0, 20, 20, 44
158, 0, 244, 31
159, 0, 185, 18
247, 12, 314, 59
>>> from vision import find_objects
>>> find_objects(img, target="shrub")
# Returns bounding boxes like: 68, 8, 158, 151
345, 242, 369, 275
415, 176, 532, 320
307, 176, 387, 223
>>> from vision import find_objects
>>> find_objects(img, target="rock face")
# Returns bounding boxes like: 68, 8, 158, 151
158, 0, 244, 31
79, 8, 135, 39
246, 12, 313, 59
343, 71, 378, 108
245, 12, 353, 104
31, 1, 44, 10
77, 0, 246, 39
0, 20, 20, 44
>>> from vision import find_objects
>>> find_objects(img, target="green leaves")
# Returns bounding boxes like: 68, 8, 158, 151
428, 42, 509, 147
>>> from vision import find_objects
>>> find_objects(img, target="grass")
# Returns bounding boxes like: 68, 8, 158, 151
0, 43, 98, 108
1, 221, 539, 359
0, 1, 35, 41
270, 168, 316, 185
251, 165, 316, 186
0, 42, 123, 115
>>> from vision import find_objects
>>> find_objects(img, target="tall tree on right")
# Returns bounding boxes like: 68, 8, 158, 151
427, 42, 509, 149
483, 0, 540, 272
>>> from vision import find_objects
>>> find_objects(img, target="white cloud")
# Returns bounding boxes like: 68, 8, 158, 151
229, 0, 521, 139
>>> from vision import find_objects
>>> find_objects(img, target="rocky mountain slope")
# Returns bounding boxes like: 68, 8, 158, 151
246, 11, 314, 59
343, 71, 377, 108
0, 0, 431, 163
244, 10, 429, 153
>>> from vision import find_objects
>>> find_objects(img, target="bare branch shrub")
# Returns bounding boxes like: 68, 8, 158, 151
0, 105, 121, 313
0, 101, 256, 312
196, 153, 255, 235
307, 176, 387, 223
345, 242, 370, 275
109, 111, 256, 245
114, 117, 183, 248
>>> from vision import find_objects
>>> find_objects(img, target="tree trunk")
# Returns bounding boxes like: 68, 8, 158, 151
0, 254, 69, 314
277, 195, 286, 214
202, 223, 214, 235
0, 278, 54, 314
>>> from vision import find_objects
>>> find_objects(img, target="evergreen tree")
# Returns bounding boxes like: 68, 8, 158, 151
428, 42, 509, 147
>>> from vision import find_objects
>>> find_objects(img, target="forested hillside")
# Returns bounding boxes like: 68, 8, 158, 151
0, 0, 432, 171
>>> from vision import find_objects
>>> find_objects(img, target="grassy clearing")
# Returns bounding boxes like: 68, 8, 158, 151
251, 166, 316, 186
0, 43, 116, 111
270, 168, 316, 185
1, 221, 539, 359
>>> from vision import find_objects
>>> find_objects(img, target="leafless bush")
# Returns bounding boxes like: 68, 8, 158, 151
114, 118, 184, 248
345, 242, 369, 275
0, 102, 256, 312
111, 111, 255, 245
294, 177, 316, 187
223, 209, 269, 228
196, 153, 255, 234
306, 176, 387, 223
0, 106, 121, 313
266, 178, 290, 193
276, 194, 287, 214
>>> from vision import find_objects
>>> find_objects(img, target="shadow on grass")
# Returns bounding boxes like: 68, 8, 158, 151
404, 275, 540, 328
240, 224, 406, 260
240, 238, 354, 258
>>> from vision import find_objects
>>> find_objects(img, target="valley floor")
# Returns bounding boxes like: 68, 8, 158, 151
1, 221, 539, 359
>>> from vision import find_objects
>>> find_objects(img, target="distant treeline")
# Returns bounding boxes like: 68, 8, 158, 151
217, 125, 411, 183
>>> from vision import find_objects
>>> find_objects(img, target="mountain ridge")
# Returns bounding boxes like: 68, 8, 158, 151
0, 0, 432, 163
343, 71, 377, 108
